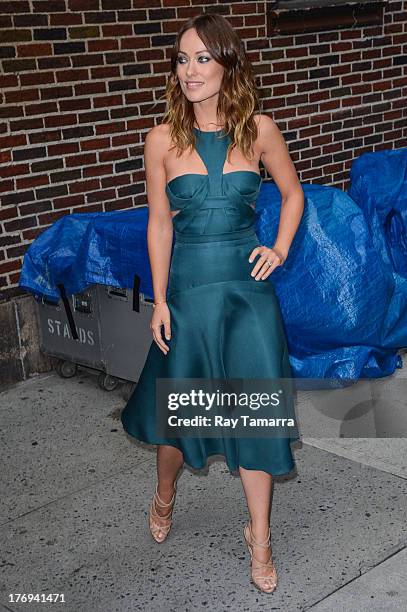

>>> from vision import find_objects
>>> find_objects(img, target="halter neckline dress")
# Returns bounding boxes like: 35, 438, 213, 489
121, 126, 299, 476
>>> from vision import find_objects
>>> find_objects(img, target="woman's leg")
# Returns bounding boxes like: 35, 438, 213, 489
239, 466, 273, 553
154, 444, 184, 515
148, 445, 184, 542
240, 466, 277, 591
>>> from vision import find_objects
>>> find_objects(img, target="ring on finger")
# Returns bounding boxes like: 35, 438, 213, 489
257, 262, 272, 279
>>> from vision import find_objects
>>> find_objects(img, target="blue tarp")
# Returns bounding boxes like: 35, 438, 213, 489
256, 183, 406, 379
19, 207, 155, 302
19, 151, 407, 379
348, 148, 407, 277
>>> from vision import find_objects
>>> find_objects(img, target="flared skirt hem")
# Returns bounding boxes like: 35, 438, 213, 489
122, 424, 300, 477
121, 273, 299, 478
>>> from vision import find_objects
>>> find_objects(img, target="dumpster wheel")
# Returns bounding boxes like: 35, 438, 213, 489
98, 372, 120, 391
56, 359, 77, 378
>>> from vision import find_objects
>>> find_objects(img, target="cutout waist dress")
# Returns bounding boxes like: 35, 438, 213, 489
165, 126, 262, 242
120, 125, 299, 477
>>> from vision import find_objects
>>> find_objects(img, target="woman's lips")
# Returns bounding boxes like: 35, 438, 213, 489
186, 82, 204, 89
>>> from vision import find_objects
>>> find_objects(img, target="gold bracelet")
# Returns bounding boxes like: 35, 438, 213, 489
152, 299, 167, 308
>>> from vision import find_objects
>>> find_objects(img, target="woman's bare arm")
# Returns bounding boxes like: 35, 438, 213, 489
257, 114, 304, 260
144, 125, 173, 304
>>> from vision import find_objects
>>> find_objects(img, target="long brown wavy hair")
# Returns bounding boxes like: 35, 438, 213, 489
161, 12, 262, 163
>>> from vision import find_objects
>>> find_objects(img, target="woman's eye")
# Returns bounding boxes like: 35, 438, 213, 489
176, 56, 211, 63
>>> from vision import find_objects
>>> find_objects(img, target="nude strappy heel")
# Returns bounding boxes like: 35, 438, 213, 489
243, 520, 278, 593
148, 482, 177, 543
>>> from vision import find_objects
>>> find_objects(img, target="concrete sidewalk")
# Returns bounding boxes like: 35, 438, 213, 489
0, 364, 406, 612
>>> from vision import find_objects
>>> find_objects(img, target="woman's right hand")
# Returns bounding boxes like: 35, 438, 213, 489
150, 303, 171, 355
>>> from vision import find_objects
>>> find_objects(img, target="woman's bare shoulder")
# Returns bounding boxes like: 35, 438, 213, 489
254, 113, 278, 134
145, 123, 171, 148
254, 114, 281, 141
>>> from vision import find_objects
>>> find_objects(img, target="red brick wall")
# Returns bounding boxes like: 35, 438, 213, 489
1, 0, 406, 302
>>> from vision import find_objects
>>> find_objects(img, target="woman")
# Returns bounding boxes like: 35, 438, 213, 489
121, 12, 304, 594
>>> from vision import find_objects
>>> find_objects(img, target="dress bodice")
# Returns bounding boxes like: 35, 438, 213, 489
165, 127, 262, 235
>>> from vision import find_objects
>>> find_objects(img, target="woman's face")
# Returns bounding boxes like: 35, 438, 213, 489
176, 28, 224, 104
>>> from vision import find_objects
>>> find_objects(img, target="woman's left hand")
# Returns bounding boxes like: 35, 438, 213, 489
248, 245, 284, 280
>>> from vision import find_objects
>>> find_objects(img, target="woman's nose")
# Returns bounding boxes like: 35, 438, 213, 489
185, 59, 198, 77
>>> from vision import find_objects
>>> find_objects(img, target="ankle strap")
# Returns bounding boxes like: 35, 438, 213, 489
248, 521, 271, 549
154, 483, 177, 507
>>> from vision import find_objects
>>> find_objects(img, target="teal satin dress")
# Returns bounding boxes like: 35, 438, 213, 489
121, 126, 299, 476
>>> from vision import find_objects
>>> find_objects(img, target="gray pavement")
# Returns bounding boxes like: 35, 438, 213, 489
0, 361, 406, 612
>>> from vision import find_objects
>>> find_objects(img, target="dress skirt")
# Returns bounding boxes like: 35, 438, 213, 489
121, 226, 299, 476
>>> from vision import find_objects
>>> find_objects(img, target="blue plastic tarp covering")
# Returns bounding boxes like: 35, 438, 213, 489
20, 156, 407, 379
19, 207, 155, 302
255, 182, 406, 379
348, 148, 407, 277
